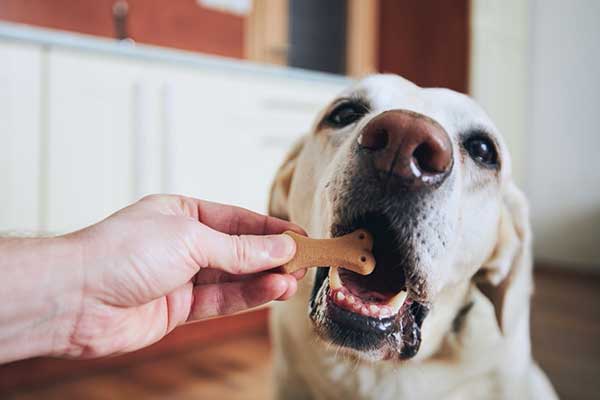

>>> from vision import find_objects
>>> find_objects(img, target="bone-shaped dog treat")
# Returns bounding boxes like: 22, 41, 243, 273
282, 229, 376, 275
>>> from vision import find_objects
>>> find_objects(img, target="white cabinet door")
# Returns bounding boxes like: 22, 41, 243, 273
0, 42, 42, 233
0, 40, 346, 234
45, 50, 161, 233
165, 67, 344, 214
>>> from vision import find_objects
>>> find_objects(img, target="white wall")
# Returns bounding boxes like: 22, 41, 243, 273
527, 0, 600, 267
470, 0, 530, 186
471, 0, 600, 268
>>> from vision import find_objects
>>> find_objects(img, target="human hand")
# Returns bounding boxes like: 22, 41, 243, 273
61, 195, 305, 358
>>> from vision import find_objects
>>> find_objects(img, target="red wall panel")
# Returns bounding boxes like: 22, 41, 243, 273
378, 0, 469, 93
0, 0, 244, 59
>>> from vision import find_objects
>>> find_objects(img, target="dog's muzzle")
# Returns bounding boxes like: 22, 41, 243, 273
308, 110, 454, 360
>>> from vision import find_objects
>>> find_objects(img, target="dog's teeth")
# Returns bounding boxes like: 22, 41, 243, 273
387, 290, 408, 313
361, 306, 369, 315
353, 302, 362, 311
380, 306, 392, 317
346, 295, 355, 304
336, 291, 345, 302
328, 267, 342, 289
369, 305, 379, 315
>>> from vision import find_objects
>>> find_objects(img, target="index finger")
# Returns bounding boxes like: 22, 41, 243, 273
196, 200, 306, 236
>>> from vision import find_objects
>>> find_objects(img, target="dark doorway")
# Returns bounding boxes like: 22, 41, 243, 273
287, 0, 347, 74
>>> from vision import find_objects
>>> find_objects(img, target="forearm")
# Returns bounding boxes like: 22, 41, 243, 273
0, 236, 83, 363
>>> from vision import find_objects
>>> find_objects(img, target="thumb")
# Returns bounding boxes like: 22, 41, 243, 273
195, 225, 297, 274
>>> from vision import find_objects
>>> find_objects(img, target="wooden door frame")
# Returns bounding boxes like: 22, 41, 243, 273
345, 0, 379, 77
244, 0, 378, 76
244, 0, 289, 66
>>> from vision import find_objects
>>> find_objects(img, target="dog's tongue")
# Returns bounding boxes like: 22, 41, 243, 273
340, 269, 395, 302
339, 258, 406, 297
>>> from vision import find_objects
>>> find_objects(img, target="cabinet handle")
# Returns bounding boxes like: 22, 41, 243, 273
112, 1, 130, 41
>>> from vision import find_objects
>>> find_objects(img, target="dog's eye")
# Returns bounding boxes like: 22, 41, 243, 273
463, 135, 498, 167
325, 101, 368, 128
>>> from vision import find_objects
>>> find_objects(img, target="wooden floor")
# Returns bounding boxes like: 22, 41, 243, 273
530, 268, 600, 400
3, 335, 274, 400
3, 268, 599, 400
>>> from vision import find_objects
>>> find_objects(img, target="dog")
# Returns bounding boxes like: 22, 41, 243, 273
268, 74, 558, 399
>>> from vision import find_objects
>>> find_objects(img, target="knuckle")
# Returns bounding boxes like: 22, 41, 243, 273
240, 282, 255, 309
229, 235, 248, 273
140, 193, 162, 203
140, 193, 177, 207
178, 196, 198, 218
214, 288, 226, 316
141, 193, 182, 204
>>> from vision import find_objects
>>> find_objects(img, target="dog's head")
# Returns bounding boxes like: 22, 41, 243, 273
270, 74, 531, 362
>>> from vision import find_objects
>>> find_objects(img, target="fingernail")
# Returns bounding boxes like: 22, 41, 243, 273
267, 234, 296, 260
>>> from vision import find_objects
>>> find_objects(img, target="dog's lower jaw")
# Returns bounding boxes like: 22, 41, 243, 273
308, 272, 430, 362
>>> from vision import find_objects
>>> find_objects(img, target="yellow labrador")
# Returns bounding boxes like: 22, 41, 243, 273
268, 75, 558, 399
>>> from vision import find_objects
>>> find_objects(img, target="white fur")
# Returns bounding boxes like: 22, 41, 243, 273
269, 75, 558, 400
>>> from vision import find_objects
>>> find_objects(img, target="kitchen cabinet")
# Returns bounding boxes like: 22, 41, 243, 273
0, 24, 347, 234
0, 42, 42, 233
163, 66, 341, 213
45, 49, 162, 233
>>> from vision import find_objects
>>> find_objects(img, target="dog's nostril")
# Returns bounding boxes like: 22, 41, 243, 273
358, 110, 453, 186
359, 128, 389, 151
413, 141, 450, 174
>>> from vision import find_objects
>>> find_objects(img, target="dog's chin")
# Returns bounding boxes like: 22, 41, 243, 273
308, 213, 430, 361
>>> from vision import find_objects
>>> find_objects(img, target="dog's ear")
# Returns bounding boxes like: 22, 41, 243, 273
474, 182, 533, 334
268, 136, 306, 220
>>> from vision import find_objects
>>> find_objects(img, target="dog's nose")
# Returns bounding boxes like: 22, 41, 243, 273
358, 110, 452, 186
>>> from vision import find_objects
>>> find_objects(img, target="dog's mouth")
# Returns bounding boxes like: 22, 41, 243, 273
309, 212, 430, 360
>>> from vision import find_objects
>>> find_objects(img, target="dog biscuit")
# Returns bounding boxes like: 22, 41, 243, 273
282, 229, 375, 275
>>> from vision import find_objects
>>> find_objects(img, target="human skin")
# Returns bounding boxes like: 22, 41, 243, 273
0, 194, 305, 364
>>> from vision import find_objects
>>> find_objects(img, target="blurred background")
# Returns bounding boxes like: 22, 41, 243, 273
0, 0, 598, 399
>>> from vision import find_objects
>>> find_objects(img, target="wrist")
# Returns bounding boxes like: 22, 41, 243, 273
0, 235, 84, 362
